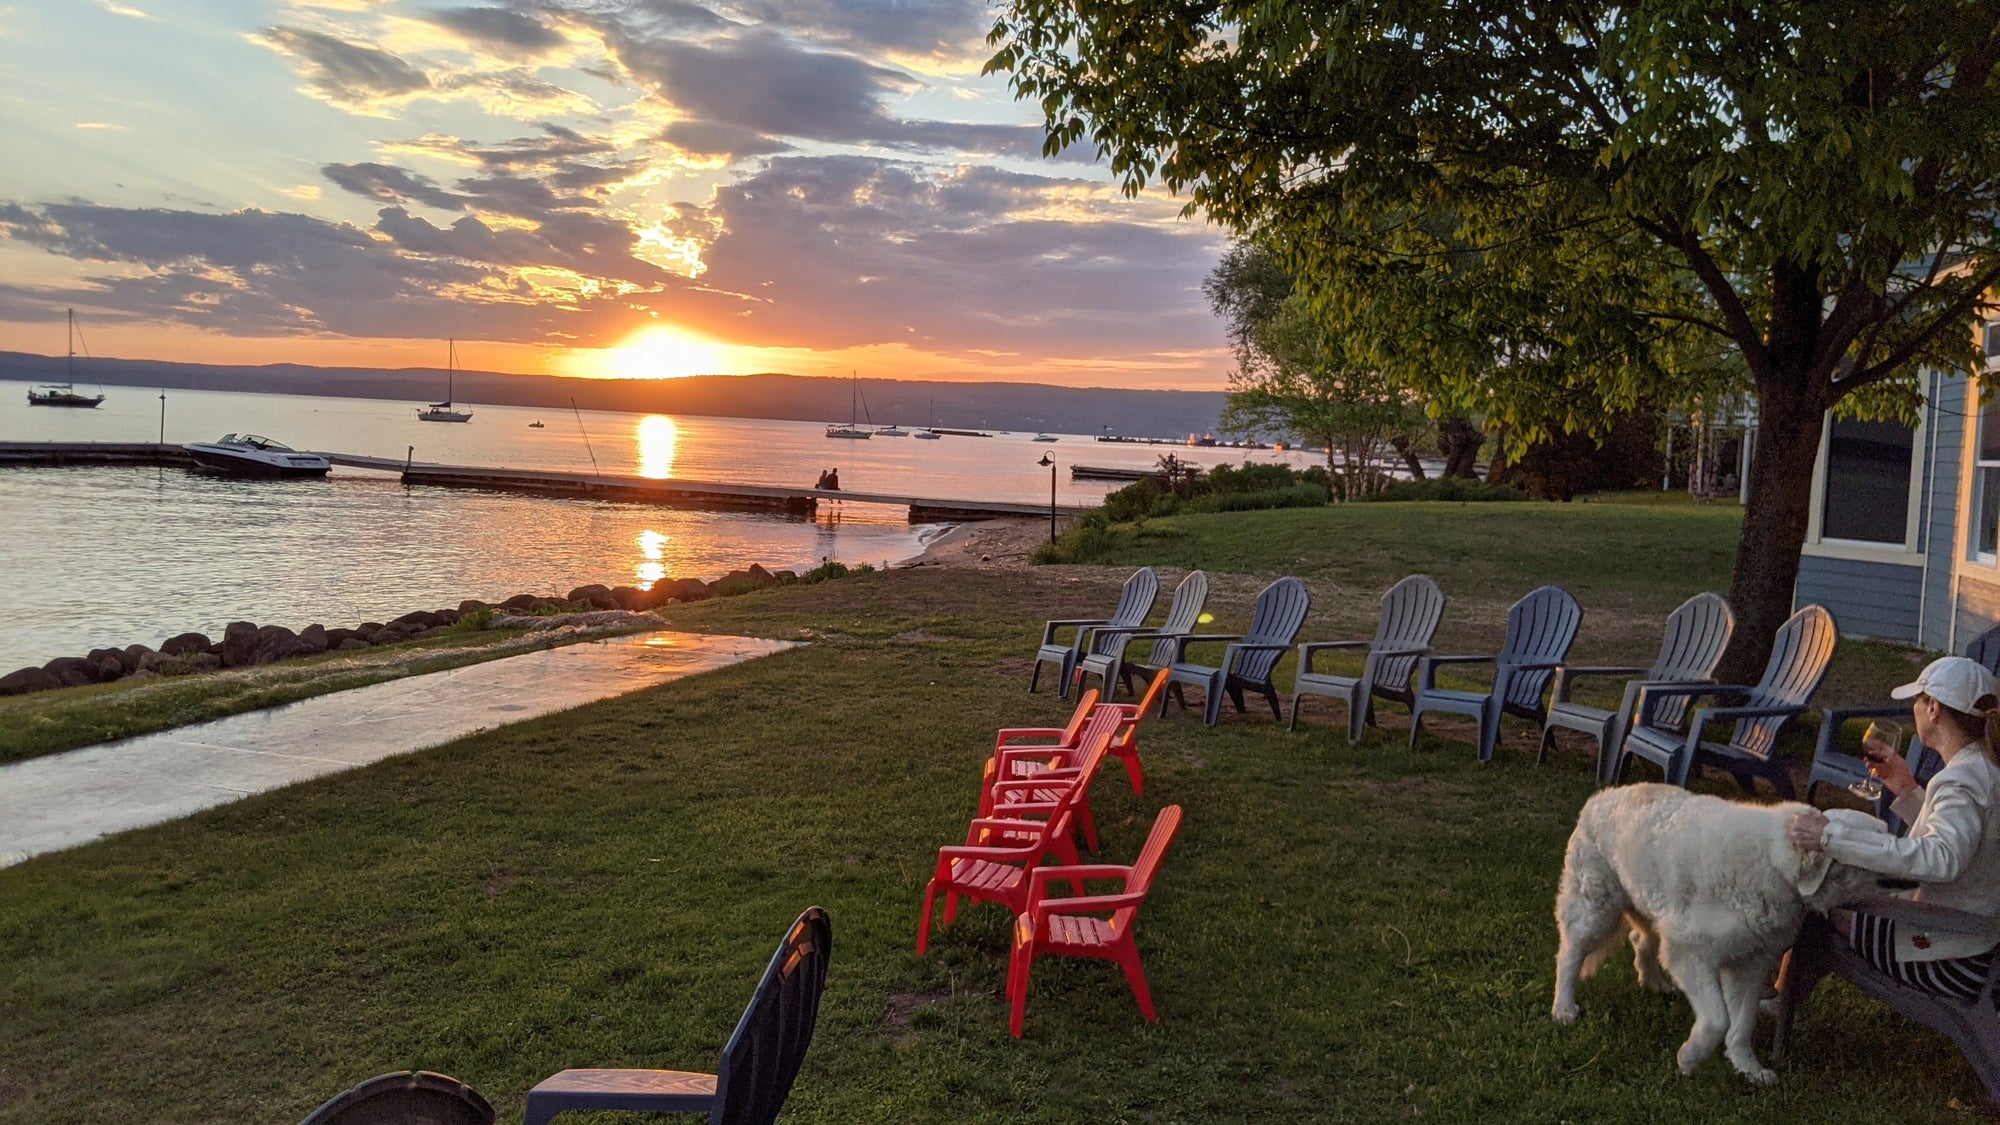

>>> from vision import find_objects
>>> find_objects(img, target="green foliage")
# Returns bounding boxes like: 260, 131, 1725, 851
445, 607, 493, 634
1100, 478, 1181, 522
1362, 478, 1529, 504
1203, 460, 1302, 495
1031, 511, 1125, 564
1184, 483, 1330, 513
801, 559, 866, 583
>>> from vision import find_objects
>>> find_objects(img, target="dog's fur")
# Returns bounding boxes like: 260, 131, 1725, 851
1552, 784, 1874, 1084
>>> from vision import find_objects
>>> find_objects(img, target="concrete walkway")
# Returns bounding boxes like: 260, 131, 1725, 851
0, 631, 795, 867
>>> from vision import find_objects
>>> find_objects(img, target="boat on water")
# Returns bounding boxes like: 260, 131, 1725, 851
914, 397, 942, 439
1032, 433, 1059, 442
528, 421, 545, 428
183, 434, 332, 478
27, 309, 106, 408
875, 424, 909, 437
826, 371, 871, 439
417, 340, 473, 422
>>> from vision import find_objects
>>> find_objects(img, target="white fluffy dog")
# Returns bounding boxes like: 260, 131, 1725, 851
1551, 783, 1874, 1084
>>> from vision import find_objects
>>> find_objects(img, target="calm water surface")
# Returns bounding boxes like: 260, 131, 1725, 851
0, 384, 1317, 668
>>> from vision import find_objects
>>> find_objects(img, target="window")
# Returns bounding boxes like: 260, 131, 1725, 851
1820, 418, 1915, 544
1976, 392, 2000, 561
1985, 321, 2000, 360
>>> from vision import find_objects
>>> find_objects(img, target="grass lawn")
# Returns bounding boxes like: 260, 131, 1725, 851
0, 500, 1981, 1123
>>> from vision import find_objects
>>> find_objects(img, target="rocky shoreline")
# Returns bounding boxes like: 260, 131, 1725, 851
0, 564, 811, 699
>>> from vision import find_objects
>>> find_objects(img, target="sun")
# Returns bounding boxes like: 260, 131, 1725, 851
603, 326, 727, 380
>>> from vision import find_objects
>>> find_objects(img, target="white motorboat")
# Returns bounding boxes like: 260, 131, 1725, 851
417, 340, 473, 422
183, 434, 332, 477
1032, 433, 1059, 442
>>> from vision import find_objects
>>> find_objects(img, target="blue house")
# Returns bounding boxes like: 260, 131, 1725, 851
1796, 319, 2000, 648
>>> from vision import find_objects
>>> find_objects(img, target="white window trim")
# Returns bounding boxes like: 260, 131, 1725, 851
1969, 364, 2000, 567
1804, 410, 1926, 558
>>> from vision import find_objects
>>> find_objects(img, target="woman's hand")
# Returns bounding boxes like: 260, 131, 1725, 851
1789, 810, 1829, 855
1864, 738, 1920, 798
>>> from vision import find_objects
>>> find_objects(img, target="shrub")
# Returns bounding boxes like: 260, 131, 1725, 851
445, 607, 493, 634
1184, 483, 1329, 513
1205, 460, 1302, 495
1031, 512, 1123, 564
1360, 477, 1528, 503
801, 560, 852, 583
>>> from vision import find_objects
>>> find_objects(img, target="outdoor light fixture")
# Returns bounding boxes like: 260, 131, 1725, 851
1037, 452, 1056, 542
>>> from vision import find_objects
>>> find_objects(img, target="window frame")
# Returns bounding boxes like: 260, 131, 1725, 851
1804, 410, 1926, 562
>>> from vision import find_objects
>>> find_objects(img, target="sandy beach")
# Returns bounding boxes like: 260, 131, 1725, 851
898, 517, 1047, 569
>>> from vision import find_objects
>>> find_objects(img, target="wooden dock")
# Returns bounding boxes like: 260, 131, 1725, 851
0, 443, 1088, 523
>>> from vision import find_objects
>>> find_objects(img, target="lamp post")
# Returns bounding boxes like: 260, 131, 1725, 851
1037, 452, 1056, 541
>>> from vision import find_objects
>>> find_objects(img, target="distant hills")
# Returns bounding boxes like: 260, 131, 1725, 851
0, 351, 1232, 440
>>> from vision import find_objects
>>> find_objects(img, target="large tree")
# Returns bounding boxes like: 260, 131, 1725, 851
989, 1, 2000, 679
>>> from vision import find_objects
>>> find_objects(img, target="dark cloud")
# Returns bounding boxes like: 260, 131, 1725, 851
658, 120, 793, 159
256, 26, 431, 108
729, 0, 989, 56
422, 7, 564, 57
322, 162, 469, 211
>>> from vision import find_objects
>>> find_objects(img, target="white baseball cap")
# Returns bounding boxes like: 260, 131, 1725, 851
1891, 656, 2000, 714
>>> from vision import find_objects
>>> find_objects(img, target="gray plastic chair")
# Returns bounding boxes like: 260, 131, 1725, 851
1290, 575, 1447, 743
1408, 585, 1583, 762
1161, 577, 1312, 726
524, 907, 832, 1125
1613, 604, 1838, 794
1031, 568, 1159, 698
1072, 570, 1209, 701
1538, 591, 1735, 784
300, 1071, 494, 1125
1805, 621, 2000, 827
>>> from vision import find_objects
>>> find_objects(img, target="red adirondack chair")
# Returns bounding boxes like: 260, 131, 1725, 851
917, 709, 1120, 955
985, 668, 1168, 815
1007, 803, 1184, 1038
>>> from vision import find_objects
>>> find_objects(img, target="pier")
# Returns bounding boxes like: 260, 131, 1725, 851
0, 442, 1091, 523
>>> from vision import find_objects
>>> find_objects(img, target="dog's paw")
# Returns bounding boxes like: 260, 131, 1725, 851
1676, 1044, 1708, 1075
1551, 1000, 1579, 1024
1736, 1064, 1778, 1087
1641, 976, 1679, 996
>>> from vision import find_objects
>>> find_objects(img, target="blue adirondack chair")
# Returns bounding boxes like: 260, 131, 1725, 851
525, 907, 832, 1125
1612, 604, 1838, 795
1290, 574, 1447, 743
1408, 585, 1582, 762
1538, 591, 1735, 784
1161, 576, 1312, 727
1804, 621, 2000, 827
1031, 567, 1159, 698
1072, 570, 1209, 700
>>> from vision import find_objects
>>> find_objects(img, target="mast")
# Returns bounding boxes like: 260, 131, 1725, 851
448, 338, 456, 404
66, 308, 75, 384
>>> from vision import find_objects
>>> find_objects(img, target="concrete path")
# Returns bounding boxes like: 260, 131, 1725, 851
0, 631, 795, 867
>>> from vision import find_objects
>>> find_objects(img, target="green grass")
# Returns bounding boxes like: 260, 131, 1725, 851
0, 503, 1981, 1123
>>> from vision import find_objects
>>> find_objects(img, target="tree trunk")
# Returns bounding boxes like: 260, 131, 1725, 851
1390, 435, 1427, 480
1439, 416, 1482, 478
1713, 376, 1829, 685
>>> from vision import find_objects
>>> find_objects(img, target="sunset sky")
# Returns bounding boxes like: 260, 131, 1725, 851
0, 1, 1233, 388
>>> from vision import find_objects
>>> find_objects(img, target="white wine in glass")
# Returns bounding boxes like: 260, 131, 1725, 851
1851, 721, 1906, 803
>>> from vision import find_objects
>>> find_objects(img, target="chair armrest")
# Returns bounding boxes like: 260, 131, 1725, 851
1029, 891, 1149, 918
1418, 653, 1493, 692
1041, 617, 1110, 646
990, 777, 1071, 798
1298, 640, 1369, 656
995, 726, 1069, 748
1635, 683, 1755, 728
993, 747, 1077, 775
1173, 633, 1245, 660
1835, 896, 1994, 936
938, 840, 1038, 862
1693, 703, 1806, 724
1507, 659, 1570, 673
1026, 864, 1132, 897
1549, 664, 1647, 704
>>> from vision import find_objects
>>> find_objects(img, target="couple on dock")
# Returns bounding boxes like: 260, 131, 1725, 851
816, 468, 842, 491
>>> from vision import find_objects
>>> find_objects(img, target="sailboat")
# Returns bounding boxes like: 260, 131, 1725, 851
826, 371, 871, 439
27, 309, 106, 408
914, 397, 942, 439
417, 340, 473, 422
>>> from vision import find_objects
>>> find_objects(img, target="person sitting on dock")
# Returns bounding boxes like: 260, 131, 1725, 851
816, 468, 841, 491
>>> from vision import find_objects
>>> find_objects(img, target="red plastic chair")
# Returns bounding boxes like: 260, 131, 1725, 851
985, 669, 1168, 815
1007, 804, 1184, 1038
917, 709, 1120, 955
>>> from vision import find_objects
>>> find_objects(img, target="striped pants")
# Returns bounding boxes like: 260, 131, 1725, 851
1850, 912, 1996, 1001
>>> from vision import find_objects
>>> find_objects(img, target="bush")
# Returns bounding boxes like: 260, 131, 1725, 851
1204, 461, 1302, 495
1032, 512, 1124, 564
1102, 478, 1171, 522
1184, 483, 1329, 513
801, 559, 874, 583
1360, 477, 1528, 503
445, 607, 493, 634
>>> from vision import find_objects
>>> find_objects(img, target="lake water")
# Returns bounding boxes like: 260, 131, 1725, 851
0, 383, 1320, 669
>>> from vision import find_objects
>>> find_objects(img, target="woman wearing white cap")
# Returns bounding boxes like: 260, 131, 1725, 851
1788, 655, 2000, 998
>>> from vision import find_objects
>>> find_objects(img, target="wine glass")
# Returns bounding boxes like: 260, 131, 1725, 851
1851, 721, 1905, 803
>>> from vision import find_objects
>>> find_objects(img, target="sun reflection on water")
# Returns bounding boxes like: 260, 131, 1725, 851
637, 415, 678, 479
636, 528, 669, 589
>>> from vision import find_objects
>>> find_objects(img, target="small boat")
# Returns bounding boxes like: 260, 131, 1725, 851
417, 340, 473, 422
528, 421, 545, 428
183, 434, 332, 477
1032, 433, 1059, 442
27, 309, 106, 408
827, 371, 871, 439
876, 424, 909, 437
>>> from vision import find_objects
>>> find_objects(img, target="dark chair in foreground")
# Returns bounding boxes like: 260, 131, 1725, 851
1538, 591, 1735, 784
1072, 570, 1209, 701
1290, 574, 1447, 743
300, 1071, 494, 1125
1161, 577, 1312, 727
1031, 567, 1159, 698
525, 907, 832, 1125
1408, 585, 1582, 762
1612, 604, 1837, 794
1774, 902, 2000, 1104
1805, 621, 2000, 826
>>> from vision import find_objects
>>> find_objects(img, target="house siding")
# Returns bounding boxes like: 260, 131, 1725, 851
1921, 370, 1967, 647
1796, 554, 1923, 643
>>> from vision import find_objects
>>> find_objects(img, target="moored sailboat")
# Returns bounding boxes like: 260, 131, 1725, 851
417, 340, 473, 422
27, 309, 106, 408
826, 371, 871, 439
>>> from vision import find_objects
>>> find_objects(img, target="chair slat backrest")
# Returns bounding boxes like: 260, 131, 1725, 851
1232, 577, 1313, 684
1497, 585, 1584, 711
1646, 592, 1737, 728
1143, 571, 1210, 667
1111, 568, 1161, 629
1731, 604, 1839, 761
1112, 804, 1184, 934
1371, 574, 1447, 695
712, 907, 834, 1125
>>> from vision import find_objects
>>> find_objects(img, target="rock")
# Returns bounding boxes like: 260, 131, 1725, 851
567, 584, 618, 610
86, 647, 122, 670
92, 653, 127, 681
186, 652, 222, 672
435, 609, 461, 626
161, 631, 212, 656
356, 622, 391, 644
0, 666, 62, 695
500, 593, 541, 611
389, 610, 438, 629
611, 585, 649, 610
138, 650, 186, 674
298, 624, 329, 653
251, 625, 311, 664
773, 570, 800, 585
458, 599, 490, 616
220, 621, 261, 668
324, 627, 356, 648
747, 563, 775, 583
44, 656, 98, 687
335, 637, 371, 651
120, 644, 154, 673
657, 577, 713, 603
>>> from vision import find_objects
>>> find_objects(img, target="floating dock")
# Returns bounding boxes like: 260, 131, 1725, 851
1070, 465, 1164, 482
0, 443, 1088, 523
